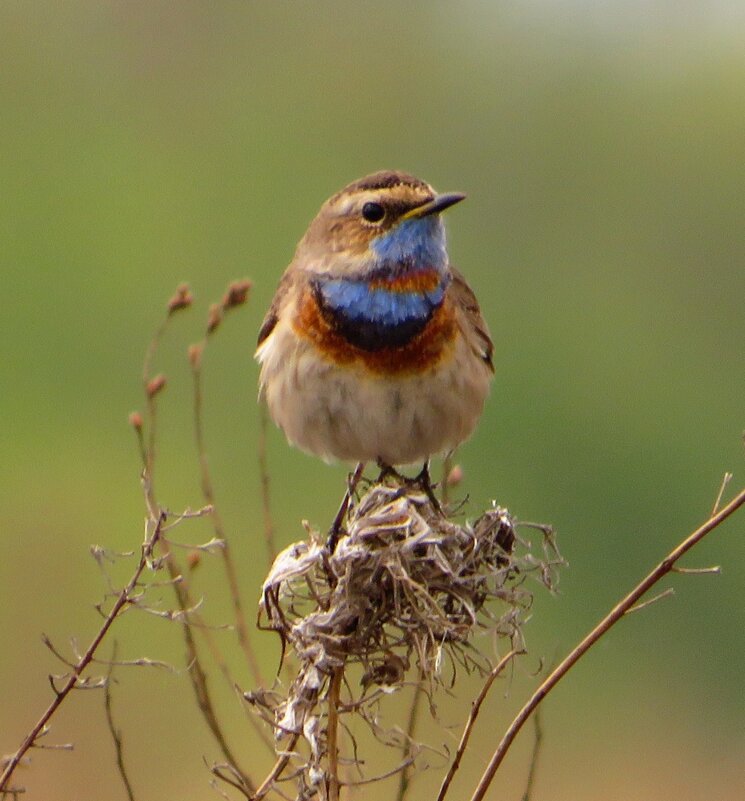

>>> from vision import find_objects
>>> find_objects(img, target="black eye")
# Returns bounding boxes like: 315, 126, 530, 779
362, 202, 385, 223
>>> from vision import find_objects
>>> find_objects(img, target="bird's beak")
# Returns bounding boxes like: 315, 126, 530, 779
401, 192, 466, 220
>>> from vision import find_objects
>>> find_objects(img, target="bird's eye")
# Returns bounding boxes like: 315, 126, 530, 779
362, 202, 385, 223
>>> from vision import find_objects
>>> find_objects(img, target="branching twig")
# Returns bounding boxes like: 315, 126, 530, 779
138, 292, 262, 786
144, 474, 261, 784
467, 486, 745, 801
210, 759, 257, 800
436, 650, 521, 801
1, 283, 266, 798
150, 497, 263, 785
0, 507, 168, 793
625, 587, 675, 614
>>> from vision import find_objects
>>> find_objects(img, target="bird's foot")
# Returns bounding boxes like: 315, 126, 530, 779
375, 458, 407, 484
327, 462, 366, 552
377, 459, 445, 516
413, 461, 444, 516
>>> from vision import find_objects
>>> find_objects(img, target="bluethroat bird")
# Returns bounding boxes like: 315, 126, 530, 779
256, 171, 493, 532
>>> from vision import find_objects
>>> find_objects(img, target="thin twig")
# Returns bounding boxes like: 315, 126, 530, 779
158, 524, 273, 760
395, 680, 425, 801
520, 707, 543, 801
327, 667, 344, 801
250, 734, 299, 801
27, 742, 73, 752
129, 417, 148, 469
191, 352, 265, 687
441, 453, 453, 507
211, 768, 248, 798
41, 635, 76, 669
95, 655, 175, 670
0, 508, 167, 793
625, 587, 675, 614
141, 316, 262, 786
259, 404, 278, 569
142, 317, 171, 489
210, 759, 256, 799
467, 486, 745, 801
340, 756, 417, 787
672, 565, 721, 575
436, 650, 520, 801
162, 528, 274, 756
103, 643, 136, 801
157, 532, 258, 791
711, 472, 733, 515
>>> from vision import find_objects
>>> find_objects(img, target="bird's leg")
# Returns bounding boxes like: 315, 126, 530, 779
327, 461, 366, 552
376, 458, 406, 484
414, 460, 444, 516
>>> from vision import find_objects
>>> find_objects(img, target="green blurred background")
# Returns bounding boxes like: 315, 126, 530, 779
1, 2, 743, 799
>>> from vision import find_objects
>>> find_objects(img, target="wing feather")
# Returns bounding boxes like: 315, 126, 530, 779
257, 271, 295, 347
448, 267, 494, 372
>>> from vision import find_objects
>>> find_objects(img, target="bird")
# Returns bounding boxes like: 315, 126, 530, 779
255, 170, 493, 530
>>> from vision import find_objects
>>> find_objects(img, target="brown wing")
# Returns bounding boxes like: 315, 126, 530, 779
449, 267, 494, 372
257, 270, 295, 347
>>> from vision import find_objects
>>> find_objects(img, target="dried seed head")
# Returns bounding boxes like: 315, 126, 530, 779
222, 279, 252, 310
146, 374, 167, 398
167, 283, 193, 314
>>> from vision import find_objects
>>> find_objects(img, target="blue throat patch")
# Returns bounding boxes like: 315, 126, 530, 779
371, 216, 447, 267
313, 215, 451, 351
313, 270, 450, 351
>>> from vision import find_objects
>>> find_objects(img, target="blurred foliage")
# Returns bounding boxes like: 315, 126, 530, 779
0, 2, 743, 800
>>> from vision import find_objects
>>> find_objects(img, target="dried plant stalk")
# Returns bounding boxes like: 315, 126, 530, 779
0, 506, 168, 793
252, 481, 559, 799
467, 485, 745, 801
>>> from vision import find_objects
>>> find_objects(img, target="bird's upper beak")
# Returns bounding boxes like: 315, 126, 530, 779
401, 192, 466, 220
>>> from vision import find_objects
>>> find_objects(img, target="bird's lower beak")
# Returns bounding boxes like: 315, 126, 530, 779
401, 192, 466, 220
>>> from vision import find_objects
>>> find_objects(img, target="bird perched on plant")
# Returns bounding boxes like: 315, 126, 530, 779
256, 170, 493, 520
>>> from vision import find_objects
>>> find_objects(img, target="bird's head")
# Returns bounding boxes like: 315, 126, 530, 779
295, 171, 465, 278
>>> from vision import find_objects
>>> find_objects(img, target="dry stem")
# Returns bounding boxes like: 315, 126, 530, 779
144, 454, 253, 782
103, 643, 136, 801
395, 680, 425, 801
327, 667, 344, 801
441, 453, 453, 507
257, 488, 545, 800
250, 734, 300, 801
259, 405, 278, 568
520, 707, 543, 801
467, 485, 745, 801
191, 352, 264, 687
139, 297, 263, 785
436, 650, 521, 801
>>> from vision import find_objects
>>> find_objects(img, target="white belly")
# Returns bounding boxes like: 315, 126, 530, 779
257, 319, 491, 465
